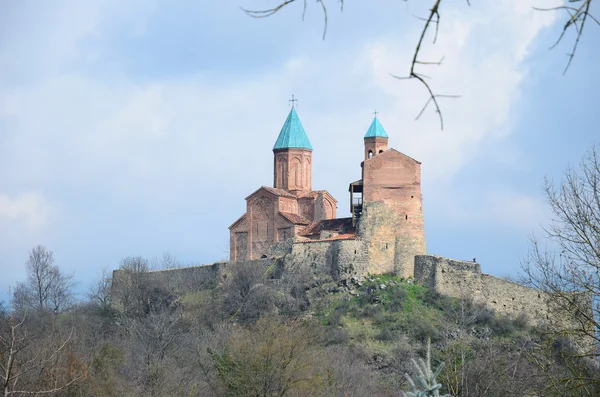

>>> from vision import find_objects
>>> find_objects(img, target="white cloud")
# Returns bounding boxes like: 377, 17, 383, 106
0, 0, 561, 193
361, 0, 560, 181
0, 0, 565, 292
0, 193, 51, 229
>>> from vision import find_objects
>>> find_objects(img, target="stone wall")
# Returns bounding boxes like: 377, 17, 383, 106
358, 202, 426, 278
358, 149, 426, 277
282, 239, 369, 282
111, 259, 273, 311
414, 255, 550, 325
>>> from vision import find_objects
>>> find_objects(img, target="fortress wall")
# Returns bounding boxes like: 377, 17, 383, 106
414, 255, 550, 325
269, 238, 295, 257
283, 239, 369, 281
358, 202, 426, 277
111, 259, 273, 311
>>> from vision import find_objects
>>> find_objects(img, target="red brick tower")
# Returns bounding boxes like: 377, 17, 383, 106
351, 116, 426, 277
363, 117, 389, 160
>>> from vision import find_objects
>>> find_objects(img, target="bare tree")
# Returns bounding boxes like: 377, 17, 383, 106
522, 143, 600, 388
119, 256, 150, 273
207, 316, 328, 396
13, 246, 73, 314
0, 311, 84, 396
88, 267, 113, 309
242, 0, 598, 129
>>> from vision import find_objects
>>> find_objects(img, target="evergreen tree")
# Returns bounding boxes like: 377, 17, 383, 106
402, 339, 450, 397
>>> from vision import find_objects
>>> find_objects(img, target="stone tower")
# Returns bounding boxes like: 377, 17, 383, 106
350, 116, 426, 277
273, 107, 313, 193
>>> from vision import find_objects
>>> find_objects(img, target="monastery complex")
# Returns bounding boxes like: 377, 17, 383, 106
229, 105, 427, 277
114, 103, 578, 334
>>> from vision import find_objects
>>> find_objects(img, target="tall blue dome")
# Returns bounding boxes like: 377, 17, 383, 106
273, 108, 313, 150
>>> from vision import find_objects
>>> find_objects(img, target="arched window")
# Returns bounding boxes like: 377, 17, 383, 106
368, 150, 373, 158
379, 150, 384, 154
304, 158, 311, 188
294, 163, 299, 186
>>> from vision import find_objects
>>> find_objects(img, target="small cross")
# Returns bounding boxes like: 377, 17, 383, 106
373, 110, 379, 118
289, 94, 298, 108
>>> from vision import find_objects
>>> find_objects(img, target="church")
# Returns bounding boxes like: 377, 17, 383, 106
229, 103, 426, 277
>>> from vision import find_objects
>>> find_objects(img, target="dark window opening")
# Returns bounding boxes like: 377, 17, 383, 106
411, 195, 414, 198
354, 250, 357, 254
261, 254, 268, 259
379, 150, 383, 154
405, 215, 408, 220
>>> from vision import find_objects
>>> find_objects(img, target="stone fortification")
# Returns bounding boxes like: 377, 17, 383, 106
111, 259, 273, 311
414, 255, 550, 325
111, 248, 589, 347
112, 250, 553, 326
281, 238, 369, 282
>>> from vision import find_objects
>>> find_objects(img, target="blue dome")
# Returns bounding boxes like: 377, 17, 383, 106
273, 108, 313, 150
364, 117, 389, 138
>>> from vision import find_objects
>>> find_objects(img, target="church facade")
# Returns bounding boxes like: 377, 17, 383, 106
228, 107, 338, 261
229, 105, 426, 277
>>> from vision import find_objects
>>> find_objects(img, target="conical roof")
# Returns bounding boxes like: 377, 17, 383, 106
364, 117, 389, 138
273, 108, 313, 150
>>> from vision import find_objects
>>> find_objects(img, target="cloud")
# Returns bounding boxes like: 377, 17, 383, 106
0, 0, 565, 294
361, 0, 560, 181
0, 193, 52, 231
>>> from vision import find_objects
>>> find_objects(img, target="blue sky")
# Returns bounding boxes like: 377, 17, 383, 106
1, 0, 598, 300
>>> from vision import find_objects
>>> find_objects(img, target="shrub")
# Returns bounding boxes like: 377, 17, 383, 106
375, 327, 394, 341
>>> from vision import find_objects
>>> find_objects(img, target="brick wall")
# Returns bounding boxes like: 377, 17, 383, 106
358, 150, 426, 277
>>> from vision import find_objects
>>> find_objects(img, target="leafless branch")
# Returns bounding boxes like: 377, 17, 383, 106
242, 0, 344, 40
533, 0, 597, 74
390, 0, 461, 129
7, 374, 85, 395
242, 0, 596, 129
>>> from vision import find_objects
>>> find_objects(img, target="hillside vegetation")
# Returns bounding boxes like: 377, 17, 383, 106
3, 252, 598, 396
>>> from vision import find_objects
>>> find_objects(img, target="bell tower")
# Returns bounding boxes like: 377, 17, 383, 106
273, 102, 313, 193
364, 114, 388, 160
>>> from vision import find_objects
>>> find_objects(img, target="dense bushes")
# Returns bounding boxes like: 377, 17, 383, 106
3, 263, 599, 396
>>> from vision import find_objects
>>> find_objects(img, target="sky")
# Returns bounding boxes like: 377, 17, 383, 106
0, 0, 598, 301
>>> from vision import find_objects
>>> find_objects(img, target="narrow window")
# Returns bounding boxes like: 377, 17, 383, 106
294, 164, 299, 186
368, 150, 373, 158
405, 215, 408, 220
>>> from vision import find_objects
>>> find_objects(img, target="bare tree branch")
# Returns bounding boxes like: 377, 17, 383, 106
242, 0, 344, 40
242, 0, 596, 129
533, 0, 597, 74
